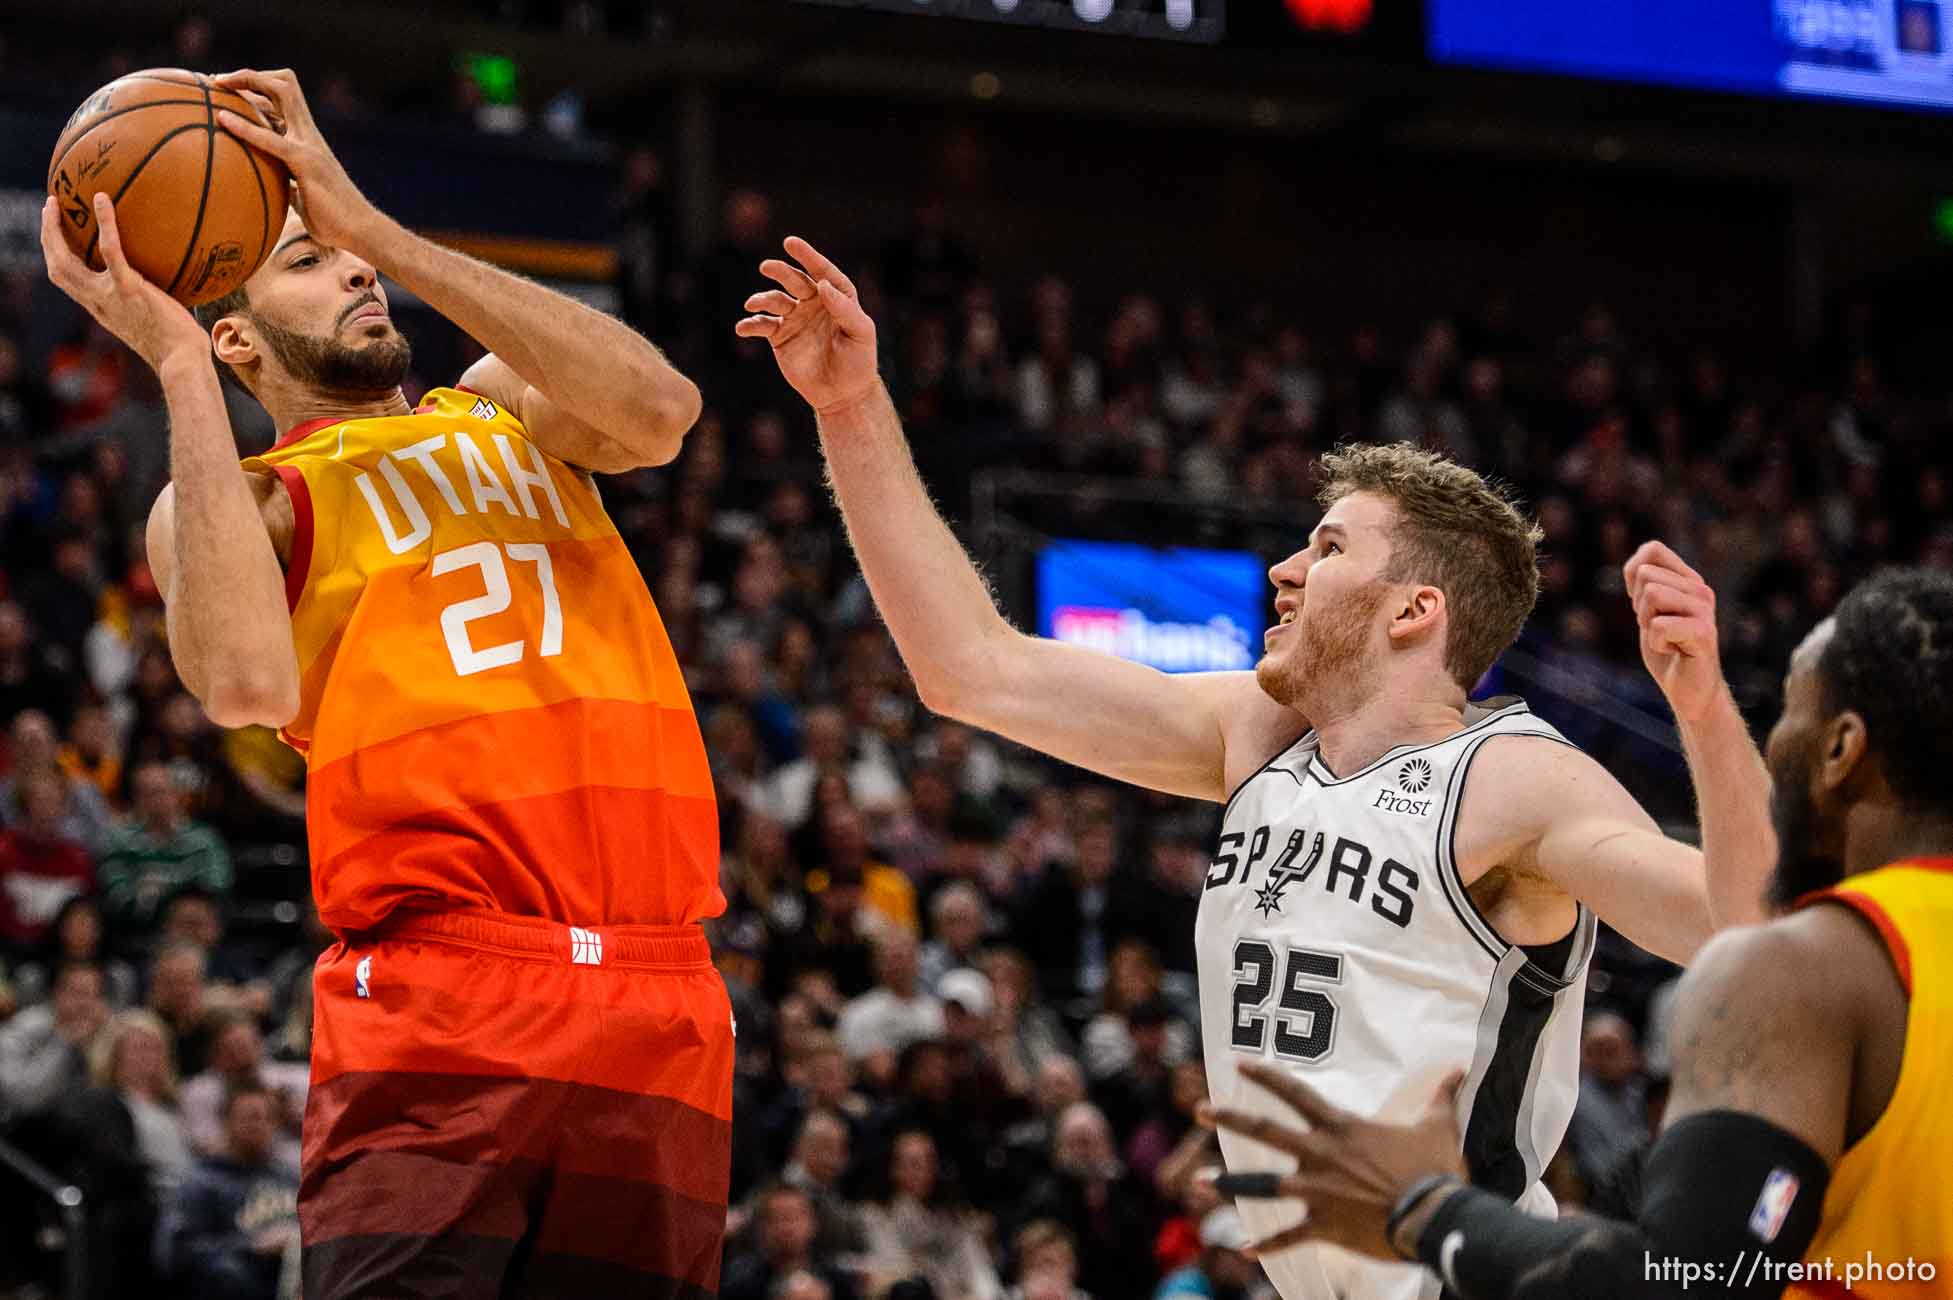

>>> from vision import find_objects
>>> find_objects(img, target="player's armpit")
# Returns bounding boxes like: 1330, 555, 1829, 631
458, 353, 665, 474
1463, 735, 1714, 963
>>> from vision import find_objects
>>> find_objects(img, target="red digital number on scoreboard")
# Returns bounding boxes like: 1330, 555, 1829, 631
1284, 0, 1373, 33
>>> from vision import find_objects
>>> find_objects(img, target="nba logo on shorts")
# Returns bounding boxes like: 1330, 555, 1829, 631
355, 955, 372, 999
570, 927, 603, 966
1748, 1167, 1799, 1242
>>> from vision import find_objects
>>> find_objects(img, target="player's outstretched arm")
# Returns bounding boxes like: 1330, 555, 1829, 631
1625, 541, 1774, 927
213, 69, 699, 473
739, 237, 1288, 802
40, 193, 296, 728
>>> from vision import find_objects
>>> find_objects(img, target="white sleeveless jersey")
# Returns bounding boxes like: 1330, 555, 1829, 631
1196, 698, 1596, 1300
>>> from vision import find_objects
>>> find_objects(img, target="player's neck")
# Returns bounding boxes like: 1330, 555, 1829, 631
1842, 802, 1953, 879
1309, 686, 1466, 777
264, 385, 411, 434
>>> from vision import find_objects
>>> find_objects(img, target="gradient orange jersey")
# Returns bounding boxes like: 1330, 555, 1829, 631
1788, 859, 1953, 1299
241, 386, 721, 936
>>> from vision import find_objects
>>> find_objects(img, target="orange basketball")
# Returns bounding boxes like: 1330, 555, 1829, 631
47, 68, 290, 307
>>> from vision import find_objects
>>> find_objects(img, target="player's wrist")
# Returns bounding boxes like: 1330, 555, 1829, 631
812, 378, 887, 423
1387, 1174, 1464, 1260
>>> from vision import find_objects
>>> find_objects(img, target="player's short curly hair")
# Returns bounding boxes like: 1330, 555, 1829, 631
191, 284, 252, 392
1817, 567, 1953, 816
1318, 442, 1543, 690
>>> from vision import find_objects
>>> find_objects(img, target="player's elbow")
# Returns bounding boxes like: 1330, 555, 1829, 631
201, 669, 300, 731
631, 379, 702, 467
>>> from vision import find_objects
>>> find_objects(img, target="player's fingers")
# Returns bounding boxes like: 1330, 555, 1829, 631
91, 194, 139, 289
1648, 615, 1711, 652
1209, 1107, 1310, 1157
733, 315, 783, 339
1239, 1060, 1348, 1131
816, 279, 874, 339
38, 197, 90, 292
759, 258, 817, 298
744, 290, 799, 316
216, 110, 293, 160
231, 88, 284, 131
784, 236, 858, 298
1634, 583, 1710, 628
1625, 539, 1702, 587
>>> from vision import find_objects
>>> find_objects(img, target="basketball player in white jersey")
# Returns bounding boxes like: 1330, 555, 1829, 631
737, 241, 1774, 1300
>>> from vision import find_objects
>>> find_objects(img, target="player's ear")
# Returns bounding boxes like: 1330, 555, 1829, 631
1818, 710, 1870, 796
1389, 584, 1445, 644
211, 315, 259, 374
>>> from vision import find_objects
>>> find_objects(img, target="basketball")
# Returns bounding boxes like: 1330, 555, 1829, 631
46, 68, 289, 306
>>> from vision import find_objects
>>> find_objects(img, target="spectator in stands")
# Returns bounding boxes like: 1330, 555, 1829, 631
1566, 1009, 1649, 1189
0, 602, 79, 728
1011, 818, 1152, 1009
1014, 1101, 1159, 1299
1004, 1220, 1092, 1300
919, 882, 989, 993
809, 800, 917, 939
721, 1180, 862, 1300
181, 1012, 309, 1169
7, 894, 137, 1008
0, 766, 95, 951
39, 1007, 184, 1298
162, 1081, 301, 1300
761, 705, 901, 831
1152, 1207, 1264, 1300
97, 759, 233, 943
147, 941, 222, 1077
57, 700, 124, 809
981, 947, 1077, 1086
781, 1107, 867, 1257
860, 1128, 1003, 1300
1080, 942, 1194, 1082
837, 930, 944, 1085
0, 710, 113, 853
0, 960, 107, 1120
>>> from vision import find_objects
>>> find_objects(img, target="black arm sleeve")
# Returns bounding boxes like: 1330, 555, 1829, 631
1413, 1111, 1831, 1300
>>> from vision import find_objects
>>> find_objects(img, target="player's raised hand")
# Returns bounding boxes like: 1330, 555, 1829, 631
211, 68, 380, 252
736, 237, 880, 417
1625, 540, 1727, 724
41, 192, 206, 372
1207, 1062, 1466, 1263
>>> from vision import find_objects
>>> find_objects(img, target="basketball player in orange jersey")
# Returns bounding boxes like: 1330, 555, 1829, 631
40, 69, 731, 1300
1210, 567, 1953, 1298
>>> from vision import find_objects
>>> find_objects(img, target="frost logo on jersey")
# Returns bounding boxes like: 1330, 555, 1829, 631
354, 955, 372, 998
570, 927, 603, 966
1398, 757, 1433, 793
1253, 829, 1325, 918
1374, 757, 1436, 817
1748, 1167, 1800, 1243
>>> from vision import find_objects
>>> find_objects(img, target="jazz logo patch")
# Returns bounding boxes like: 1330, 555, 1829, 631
1748, 1167, 1800, 1242
355, 955, 372, 999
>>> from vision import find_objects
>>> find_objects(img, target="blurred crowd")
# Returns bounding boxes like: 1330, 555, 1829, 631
0, 126, 1949, 1300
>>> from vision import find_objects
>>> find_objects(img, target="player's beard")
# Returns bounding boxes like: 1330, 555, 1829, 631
1766, 731, 1845, 909
254, 312, 412, 395
1256, 578, 1389, 713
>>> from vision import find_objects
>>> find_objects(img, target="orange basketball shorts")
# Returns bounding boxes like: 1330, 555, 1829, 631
298, 908, 735, 1300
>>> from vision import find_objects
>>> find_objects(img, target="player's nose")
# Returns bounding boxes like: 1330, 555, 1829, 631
1268, 549, 1310, 591
341, 252, 379, 292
